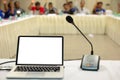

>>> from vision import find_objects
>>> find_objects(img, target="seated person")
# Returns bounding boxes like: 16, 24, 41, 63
78, 1, 90, 14
68, 1, 78, 14
28, 0, 45, 15
14, 1, 25, 15
46, 2, 58, 14
3, 0, 16, 19
94, 2, 106, 15
92, 4, 97, 14
62, 3, 70, 14
105, 3, 113, 15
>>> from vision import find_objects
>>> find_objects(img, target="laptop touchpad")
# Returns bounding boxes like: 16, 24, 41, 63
27, 73, 45, 77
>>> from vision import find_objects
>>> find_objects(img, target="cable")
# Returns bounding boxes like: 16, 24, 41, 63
0, 60, 15, 70
0, 60, 15, 65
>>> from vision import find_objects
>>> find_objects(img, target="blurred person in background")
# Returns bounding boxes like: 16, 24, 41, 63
78, 0, 90, 14
45, 2, 58, 14
67, 1, 78, 14
14, 1, 25, 15
28, 0, 45, 15
92, 4, 97, 14
62, 3, 70, 14
93, 2, 106, 15
3, 0, 16, 19
105, 3, 113, 15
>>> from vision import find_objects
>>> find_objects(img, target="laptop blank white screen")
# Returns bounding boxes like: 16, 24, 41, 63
17, 37, 63, 65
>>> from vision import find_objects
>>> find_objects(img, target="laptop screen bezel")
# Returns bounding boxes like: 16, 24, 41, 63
16, 36, 64, 66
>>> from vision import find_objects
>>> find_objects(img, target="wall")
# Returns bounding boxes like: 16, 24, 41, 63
111, 0, 119, 12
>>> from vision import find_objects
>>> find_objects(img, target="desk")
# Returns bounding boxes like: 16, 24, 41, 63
0, 59, 120, 80
0, 15, 106, 34
0, 15, 120, 58
106, 15, 120, 45
0, 15, 106, 58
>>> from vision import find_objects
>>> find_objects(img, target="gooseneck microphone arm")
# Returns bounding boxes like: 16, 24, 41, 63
66, 16, 94, 55
72, 22, 94, 55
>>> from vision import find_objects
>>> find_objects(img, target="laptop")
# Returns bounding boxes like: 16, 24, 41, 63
7, 36, 64, 79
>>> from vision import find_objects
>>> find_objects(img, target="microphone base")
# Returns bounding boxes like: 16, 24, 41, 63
80, 54, 100, 71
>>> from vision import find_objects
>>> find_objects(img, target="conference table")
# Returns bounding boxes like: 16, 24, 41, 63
0, 59, 120, 80
0, 15, 120, 58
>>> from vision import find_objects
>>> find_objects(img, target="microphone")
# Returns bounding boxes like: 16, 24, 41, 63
66, 16, 100, 71
66, 16, 93, 55
66, 16, 73, 23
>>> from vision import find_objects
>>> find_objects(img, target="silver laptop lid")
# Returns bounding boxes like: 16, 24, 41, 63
16, 36, 64, 66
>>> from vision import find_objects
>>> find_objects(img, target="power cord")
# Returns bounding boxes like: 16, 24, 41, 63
0, 60, 15, 71
0, 60, 15, 65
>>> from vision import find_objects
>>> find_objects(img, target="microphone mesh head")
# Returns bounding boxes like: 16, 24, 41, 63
66, 16, 74, 24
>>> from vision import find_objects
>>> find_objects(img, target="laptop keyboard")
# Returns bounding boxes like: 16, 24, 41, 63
14, 66, 60, 72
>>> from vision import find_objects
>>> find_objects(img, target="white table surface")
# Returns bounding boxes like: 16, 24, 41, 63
0, 59, 120, 80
